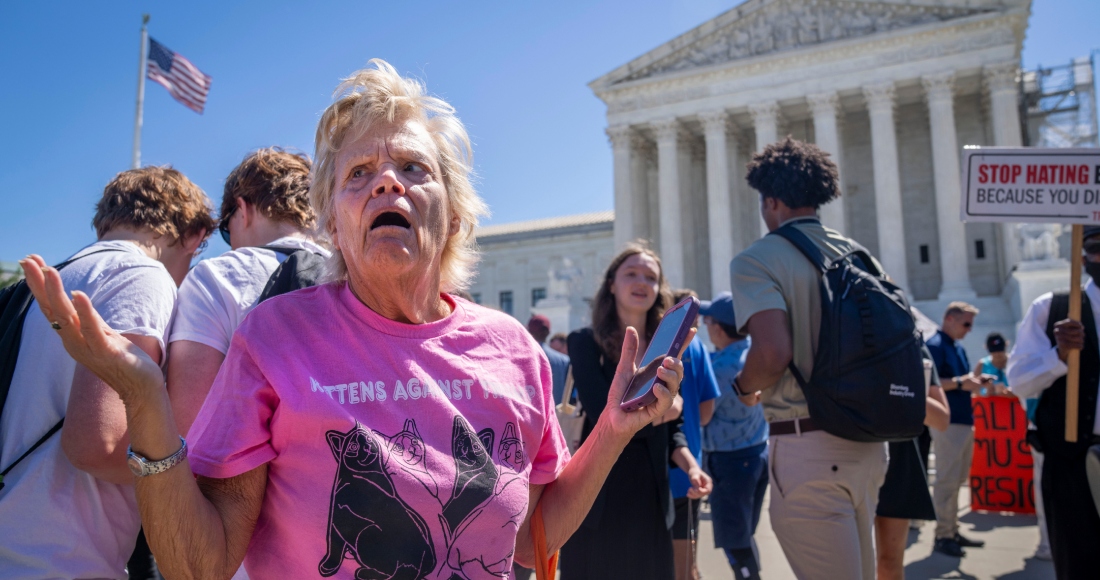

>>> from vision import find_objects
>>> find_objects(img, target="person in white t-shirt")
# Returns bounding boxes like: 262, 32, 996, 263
168, 147, 330, 438
1, 166, 214, 579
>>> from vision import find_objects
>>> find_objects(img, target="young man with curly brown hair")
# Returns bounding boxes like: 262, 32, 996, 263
0, 166, 213, 578
167, 147, 331, 438
728, 137, 890, 580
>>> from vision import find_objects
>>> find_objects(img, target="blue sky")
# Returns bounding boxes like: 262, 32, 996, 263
1, 0, 1096, 263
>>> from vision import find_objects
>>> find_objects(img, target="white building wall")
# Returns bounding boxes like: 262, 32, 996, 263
469, 227, 615, 335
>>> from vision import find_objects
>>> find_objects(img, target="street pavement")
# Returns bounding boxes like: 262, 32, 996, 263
693, 487, 1056, 579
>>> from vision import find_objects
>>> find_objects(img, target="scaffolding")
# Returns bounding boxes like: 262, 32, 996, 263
1022, 54, 1099, 148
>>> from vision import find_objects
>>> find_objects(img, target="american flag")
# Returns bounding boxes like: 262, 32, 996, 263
146, 37, 212, 114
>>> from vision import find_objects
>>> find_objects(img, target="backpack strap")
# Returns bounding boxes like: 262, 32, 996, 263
0, 418, 63, 490
257, 248, 326, 304
768, 224, 822, 390
261, 246, 297, 256
769, 224, 826, 273
0, 248, 118, 473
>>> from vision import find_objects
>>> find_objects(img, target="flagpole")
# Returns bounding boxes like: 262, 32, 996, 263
132, 14, 149, 169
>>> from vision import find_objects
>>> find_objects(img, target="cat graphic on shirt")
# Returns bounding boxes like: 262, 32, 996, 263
320, 422, 436, 579
444, 421, 530, 580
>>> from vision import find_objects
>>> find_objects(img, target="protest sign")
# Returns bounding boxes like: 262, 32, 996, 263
961, 146, 1100, 442
969, 395, 1035, 514
961, 147, 1100, 224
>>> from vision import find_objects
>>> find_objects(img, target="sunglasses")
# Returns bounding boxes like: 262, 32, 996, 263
962, 322, 972, 328
219, 205, 238, 246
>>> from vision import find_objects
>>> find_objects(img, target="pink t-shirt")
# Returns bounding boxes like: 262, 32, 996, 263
188, 283, 570, 579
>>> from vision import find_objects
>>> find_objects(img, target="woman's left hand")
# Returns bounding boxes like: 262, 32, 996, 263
602, 326, 693, 439
685, 467, 713, 499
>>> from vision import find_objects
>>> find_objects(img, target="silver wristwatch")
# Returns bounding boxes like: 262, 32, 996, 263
127, 437, 187, 477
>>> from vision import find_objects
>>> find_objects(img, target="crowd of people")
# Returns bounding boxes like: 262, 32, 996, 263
0, 58, 1095, 580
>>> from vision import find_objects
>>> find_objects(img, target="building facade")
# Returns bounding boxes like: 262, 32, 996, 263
469, 211, 615, 336
590, 0, 1033, 306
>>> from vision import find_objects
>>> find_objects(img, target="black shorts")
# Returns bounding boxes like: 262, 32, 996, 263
877, 438, 936, 520
672, 496, 702, 540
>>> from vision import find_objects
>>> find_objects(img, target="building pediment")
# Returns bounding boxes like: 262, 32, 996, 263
596, 0, 1006, 87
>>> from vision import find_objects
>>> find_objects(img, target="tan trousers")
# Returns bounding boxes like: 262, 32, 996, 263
931, 423, 975, 539
768, 430, 888, 580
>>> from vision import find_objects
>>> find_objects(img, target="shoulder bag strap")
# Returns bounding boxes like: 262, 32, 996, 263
0, 247, 119, 478
0, 418, 64, 489
532, 500, 558, 580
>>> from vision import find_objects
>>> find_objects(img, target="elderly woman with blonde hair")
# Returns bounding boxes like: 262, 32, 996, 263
21, 59, 689, 580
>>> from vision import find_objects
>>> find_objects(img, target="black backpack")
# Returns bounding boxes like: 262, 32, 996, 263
0, 249, 116, 490
771, 223, 926, 442
257, 246, 326, 304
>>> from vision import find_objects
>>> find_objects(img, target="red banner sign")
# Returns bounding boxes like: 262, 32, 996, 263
968, 395, 1035, 514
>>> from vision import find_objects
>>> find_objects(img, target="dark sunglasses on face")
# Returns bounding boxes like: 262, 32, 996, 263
219, 205, 237, 246
962, 322, 972, 328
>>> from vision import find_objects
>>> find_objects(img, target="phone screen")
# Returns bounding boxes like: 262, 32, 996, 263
621, 303, 691, 403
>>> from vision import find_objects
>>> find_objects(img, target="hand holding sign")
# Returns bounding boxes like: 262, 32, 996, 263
962, 147, 1100, 443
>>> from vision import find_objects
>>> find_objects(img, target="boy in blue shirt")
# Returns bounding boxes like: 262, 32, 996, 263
700, 292, 769, 580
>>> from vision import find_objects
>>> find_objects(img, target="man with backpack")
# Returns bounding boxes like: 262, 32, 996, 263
0, 166, 214, 578
167, 148, 329, 438
729, 137, 921, 580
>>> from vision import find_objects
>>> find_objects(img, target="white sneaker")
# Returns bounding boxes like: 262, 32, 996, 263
1034, 546, 1052, 561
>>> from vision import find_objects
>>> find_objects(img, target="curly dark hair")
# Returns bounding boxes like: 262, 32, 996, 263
220, 147, 314, 231
591, 241, 674, 363
745, 137, 840, 210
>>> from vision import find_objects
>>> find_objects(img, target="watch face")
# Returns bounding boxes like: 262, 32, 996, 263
128, 455, 145, 476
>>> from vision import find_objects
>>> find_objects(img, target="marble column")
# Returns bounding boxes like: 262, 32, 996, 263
701, 110, 734, 298
607, 125, 635, 252
923, 72, 976, 299
654, 118, 685, 287
862, 82, 909, 293
985, 62, 1024, 273
750, 101, 780, 237
808, 92, 846, 232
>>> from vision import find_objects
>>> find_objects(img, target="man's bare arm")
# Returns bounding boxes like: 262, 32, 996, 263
738, 309, 792, 397
61, 334, 161, 484
167, 340, 226, 438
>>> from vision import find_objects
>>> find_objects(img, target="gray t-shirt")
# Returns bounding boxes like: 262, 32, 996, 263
729, 217, 864, 423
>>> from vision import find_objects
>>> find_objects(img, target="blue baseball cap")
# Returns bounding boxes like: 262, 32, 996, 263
699, 292, 736, 327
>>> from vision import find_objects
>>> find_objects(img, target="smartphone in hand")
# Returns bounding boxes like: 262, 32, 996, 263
619, 296, 700, 412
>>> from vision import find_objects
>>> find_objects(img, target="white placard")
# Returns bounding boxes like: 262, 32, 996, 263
961, 147, 1100, 224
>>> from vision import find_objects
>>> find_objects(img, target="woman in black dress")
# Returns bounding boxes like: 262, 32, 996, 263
560, 243, 700, 580
875, 350, 951, 580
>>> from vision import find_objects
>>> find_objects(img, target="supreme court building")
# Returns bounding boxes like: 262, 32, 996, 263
590, 0, 1036, 310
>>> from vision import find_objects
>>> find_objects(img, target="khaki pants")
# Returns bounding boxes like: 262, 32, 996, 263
768, 430, 888, 580
931, 423, 974, 539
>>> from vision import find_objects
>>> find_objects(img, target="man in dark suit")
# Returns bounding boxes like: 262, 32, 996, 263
1007, 225, 1100, 579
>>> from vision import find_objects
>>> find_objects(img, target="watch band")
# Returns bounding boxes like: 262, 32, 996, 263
127, 437, 187, 477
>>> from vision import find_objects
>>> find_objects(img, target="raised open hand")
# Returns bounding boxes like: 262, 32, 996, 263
602, 327, 693, 438
20, 255, 165, 401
